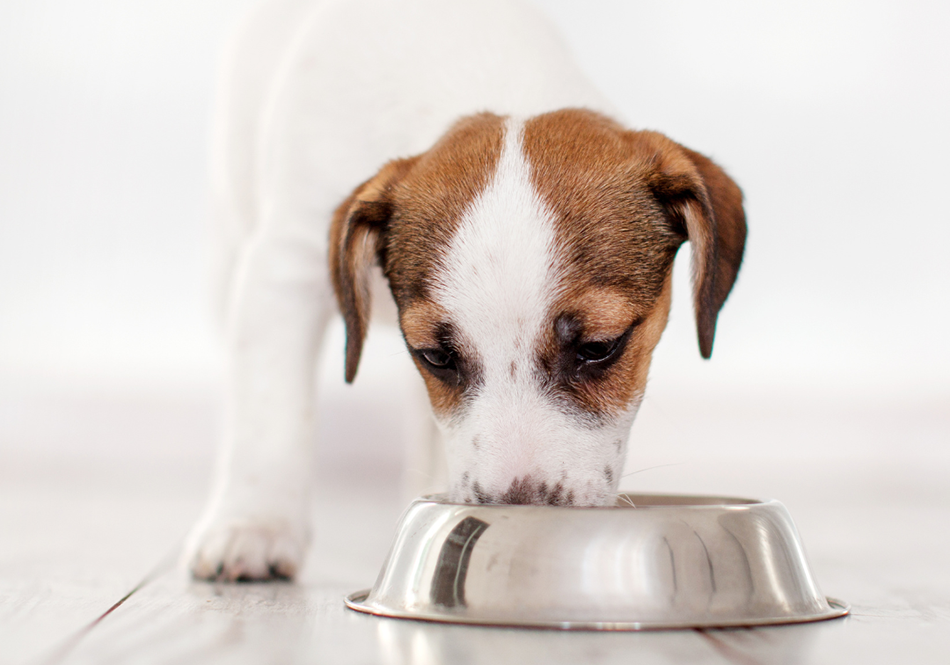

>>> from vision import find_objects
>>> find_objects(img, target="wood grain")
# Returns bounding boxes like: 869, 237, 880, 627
1, 391, 948, 664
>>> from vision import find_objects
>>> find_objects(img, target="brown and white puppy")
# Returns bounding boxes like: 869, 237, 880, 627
331, 110, 745, 507
185, 0, 745, 581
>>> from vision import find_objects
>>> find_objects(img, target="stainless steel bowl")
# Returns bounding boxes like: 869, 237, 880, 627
345, 493, 848, 630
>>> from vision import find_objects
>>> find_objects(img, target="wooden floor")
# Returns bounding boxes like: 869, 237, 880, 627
1, 385, 948, 664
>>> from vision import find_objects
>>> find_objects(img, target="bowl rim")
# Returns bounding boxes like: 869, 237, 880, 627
415, 491, 771, 510
344, 590, 850, 631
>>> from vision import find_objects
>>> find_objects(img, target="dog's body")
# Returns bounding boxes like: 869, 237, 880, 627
186, 0, 746, 581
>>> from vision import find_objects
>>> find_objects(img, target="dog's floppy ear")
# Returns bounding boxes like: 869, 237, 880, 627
636, 131, 747, 359
330, 157, 418, 383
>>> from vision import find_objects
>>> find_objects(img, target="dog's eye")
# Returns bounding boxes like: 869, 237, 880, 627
419, 348, 455, 369
573, 318, 642, 367
415, 347, 461, 385
576, 338, 622, 363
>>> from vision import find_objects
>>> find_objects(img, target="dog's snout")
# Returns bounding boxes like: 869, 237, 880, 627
472, 477, 575, 506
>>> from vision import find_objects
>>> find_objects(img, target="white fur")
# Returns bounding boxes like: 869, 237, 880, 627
433, 119, 636, 505
186, 0, 619, 580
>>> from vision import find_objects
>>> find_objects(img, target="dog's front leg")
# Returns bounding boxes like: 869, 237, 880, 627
185, 229, 330, 581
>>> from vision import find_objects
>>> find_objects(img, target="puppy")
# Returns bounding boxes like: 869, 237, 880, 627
186, 0, 746, 581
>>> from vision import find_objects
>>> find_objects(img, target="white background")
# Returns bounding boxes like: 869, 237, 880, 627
1, 0, 947, 442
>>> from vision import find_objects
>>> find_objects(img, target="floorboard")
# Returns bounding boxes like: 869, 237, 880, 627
2, 389, 948, 664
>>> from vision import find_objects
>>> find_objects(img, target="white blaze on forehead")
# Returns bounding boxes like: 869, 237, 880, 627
432, 117, 560, 366
429, 117, 636, 505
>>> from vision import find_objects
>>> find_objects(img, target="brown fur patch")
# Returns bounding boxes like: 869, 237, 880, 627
522, 108, 745, 361
540, 277, 672, 418
399, 300, 450, 349
383, 113, 506, 305
409, 354, 465, 417
399, 301, 469, 415
566, 287, 643, 339
522, 110, 683, 305
330, 157, 421, 382
330, 113, 505, 383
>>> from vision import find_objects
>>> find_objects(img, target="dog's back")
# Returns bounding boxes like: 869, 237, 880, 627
209, 0, 613, 322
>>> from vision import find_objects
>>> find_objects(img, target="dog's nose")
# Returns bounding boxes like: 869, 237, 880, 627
475, 477, 575, 506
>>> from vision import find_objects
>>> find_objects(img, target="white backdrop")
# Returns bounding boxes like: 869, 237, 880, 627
1, 0, 948, 406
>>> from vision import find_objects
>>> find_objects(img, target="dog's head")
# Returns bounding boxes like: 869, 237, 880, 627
330, 109, 745, 506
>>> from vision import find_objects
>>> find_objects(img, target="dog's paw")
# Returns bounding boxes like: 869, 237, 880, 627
184, 518, 308, 582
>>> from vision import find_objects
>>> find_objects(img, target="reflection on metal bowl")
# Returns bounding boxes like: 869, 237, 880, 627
345, 493, 848, 630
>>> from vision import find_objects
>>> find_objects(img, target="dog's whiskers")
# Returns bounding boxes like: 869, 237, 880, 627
620, 462, 684, 479
614, 463, 686, 509
616, 493, 637, 509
